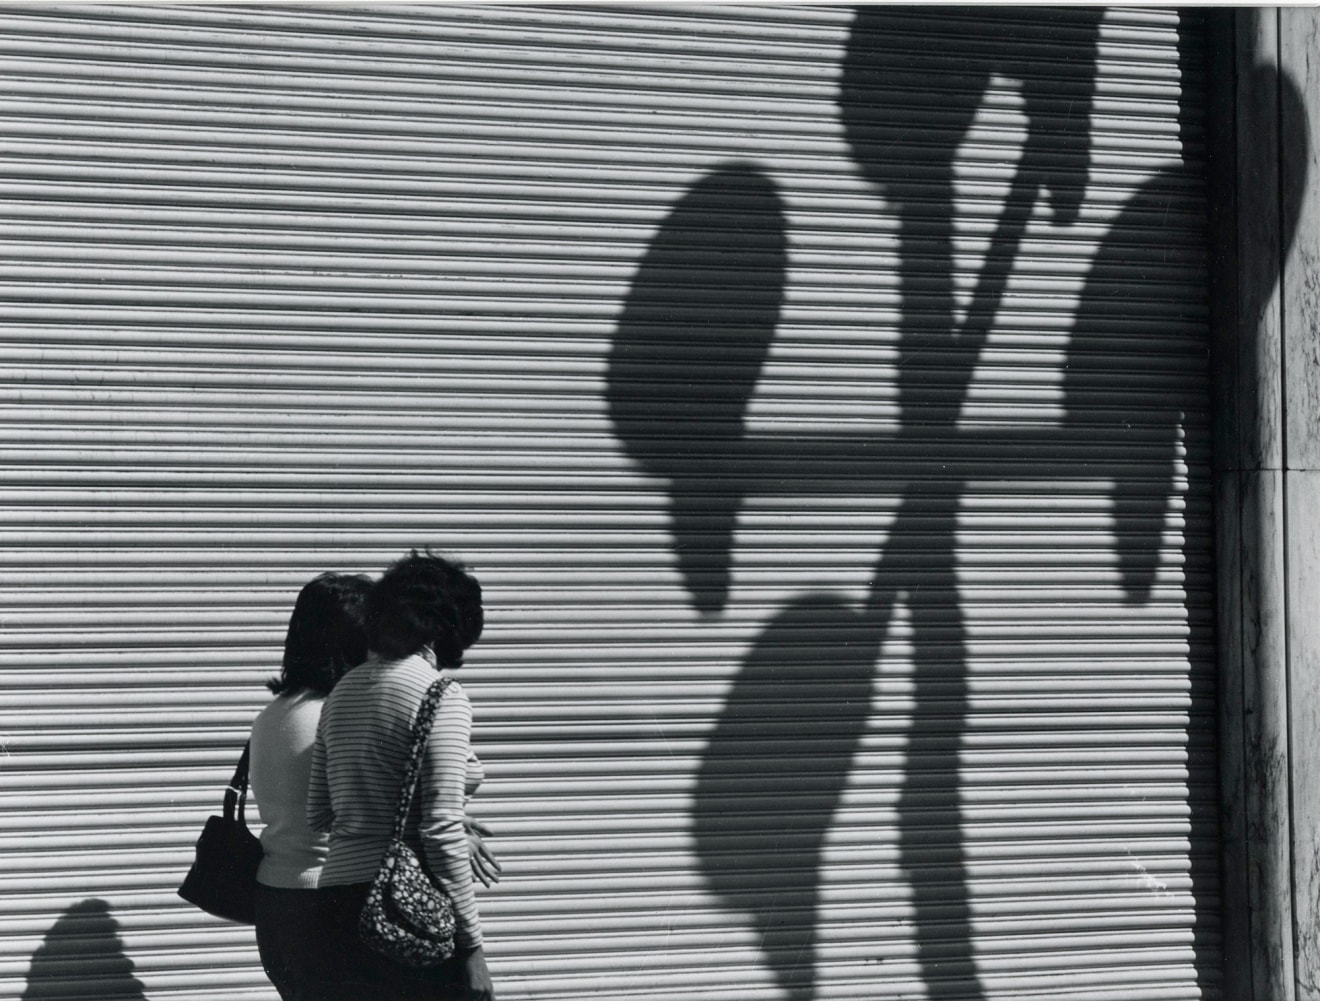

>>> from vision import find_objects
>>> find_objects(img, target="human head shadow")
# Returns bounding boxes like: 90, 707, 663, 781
22, 898, 145, 1000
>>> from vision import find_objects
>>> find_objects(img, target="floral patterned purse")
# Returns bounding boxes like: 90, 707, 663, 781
359, 678, 458, 968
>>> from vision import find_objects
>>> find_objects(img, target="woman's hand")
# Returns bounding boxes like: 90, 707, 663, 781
463, 945, 496, 1001
464, 816, 503, 887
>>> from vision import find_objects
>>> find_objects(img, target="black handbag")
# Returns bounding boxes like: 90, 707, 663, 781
359, 678, 458, 968
178, 742, 263, 924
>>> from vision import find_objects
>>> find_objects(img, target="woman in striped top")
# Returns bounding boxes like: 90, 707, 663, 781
308, 550, 495, 1001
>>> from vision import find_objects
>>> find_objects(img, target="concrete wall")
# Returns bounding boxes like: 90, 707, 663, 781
1212, 8, 1320, 999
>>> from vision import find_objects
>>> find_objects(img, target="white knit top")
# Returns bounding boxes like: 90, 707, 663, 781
248, 690, 330, 889
308, 653, 484, 950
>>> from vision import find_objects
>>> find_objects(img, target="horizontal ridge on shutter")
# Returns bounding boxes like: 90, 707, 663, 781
0, 5, 1217, 1001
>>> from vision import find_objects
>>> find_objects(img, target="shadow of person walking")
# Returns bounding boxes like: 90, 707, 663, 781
22, 899, 146, 1000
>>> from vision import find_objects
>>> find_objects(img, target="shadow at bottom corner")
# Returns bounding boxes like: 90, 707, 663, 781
22, 898, 146, 1001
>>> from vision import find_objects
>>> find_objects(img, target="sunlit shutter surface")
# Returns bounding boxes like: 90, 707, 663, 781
0, 6, 1216, 1000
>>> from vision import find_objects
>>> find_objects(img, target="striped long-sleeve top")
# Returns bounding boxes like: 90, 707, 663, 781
307, 653, 485, 950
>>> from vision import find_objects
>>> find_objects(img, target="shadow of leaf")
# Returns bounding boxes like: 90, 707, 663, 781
606, 163, 786, 614
840, 7, 1103, 426
693, 594, 882, 1001
1062, 167, 1201, 603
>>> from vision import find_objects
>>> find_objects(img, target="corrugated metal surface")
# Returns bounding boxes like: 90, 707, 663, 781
0, 5, 1216, 1000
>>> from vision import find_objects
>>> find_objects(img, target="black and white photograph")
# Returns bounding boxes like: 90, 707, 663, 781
0, 4, 1317, 1000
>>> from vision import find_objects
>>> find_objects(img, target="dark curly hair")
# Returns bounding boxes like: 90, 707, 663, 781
268, 571, 373, 696
365, 550, 483, 667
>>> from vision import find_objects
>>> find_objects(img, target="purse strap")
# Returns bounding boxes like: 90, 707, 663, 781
224, 742, 251, 826
390, 678, 454, 840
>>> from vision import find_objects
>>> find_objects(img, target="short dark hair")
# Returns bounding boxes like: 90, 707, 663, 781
268, 572, 372, 696
365, 550, 483, 666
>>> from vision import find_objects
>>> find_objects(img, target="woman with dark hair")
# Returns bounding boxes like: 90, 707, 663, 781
248, 571, 373, 1000
308, 550, 495, 1001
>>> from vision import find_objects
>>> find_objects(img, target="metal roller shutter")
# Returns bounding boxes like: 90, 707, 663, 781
0, 5, 1216, 1000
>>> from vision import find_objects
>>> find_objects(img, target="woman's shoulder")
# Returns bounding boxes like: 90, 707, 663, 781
251, 689, 324, 741
346, 655, 470, 709
416, 670, 469, 715
438, 676, 470, 709
255, 688, 323, 719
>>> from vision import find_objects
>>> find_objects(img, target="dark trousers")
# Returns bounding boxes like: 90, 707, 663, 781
254, 884, 329, 1001
255, 883, 462, 1001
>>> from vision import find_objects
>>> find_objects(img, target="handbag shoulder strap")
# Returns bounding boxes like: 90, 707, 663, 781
390, 678, 454, 839
223, 741, 251, 826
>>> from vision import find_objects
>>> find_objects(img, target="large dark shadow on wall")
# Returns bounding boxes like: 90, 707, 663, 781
837, 11, 1102, 998
22, 899, 146, 1000
603, 7, 1262, 1001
